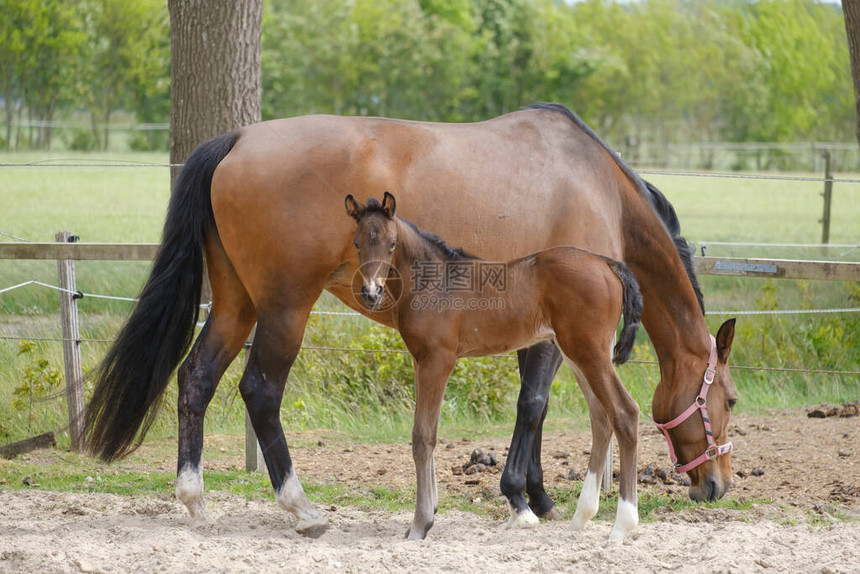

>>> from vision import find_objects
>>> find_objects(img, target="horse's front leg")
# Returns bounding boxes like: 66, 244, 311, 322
407, 350, 456, 540
501, 342, 563, 527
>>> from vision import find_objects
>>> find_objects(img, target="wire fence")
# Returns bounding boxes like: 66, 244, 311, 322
1, 158, 857, 381
3, 160, 860, 184
1, 276, 858, 378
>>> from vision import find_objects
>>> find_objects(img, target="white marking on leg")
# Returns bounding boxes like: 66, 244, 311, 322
275, 469, 329, 537
572, 470, 600, 531
609, 498, 638, 540
175, 465, 208, 524
505, 502, 540, 529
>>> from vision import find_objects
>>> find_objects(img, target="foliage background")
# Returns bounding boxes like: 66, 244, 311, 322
0, 0, 853, 152
0, 0, 857, 446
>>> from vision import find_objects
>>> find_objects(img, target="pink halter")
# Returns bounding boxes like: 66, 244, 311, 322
654, 335, 733, 474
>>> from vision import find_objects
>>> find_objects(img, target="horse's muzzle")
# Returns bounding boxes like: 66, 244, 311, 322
689, 474, 730, 502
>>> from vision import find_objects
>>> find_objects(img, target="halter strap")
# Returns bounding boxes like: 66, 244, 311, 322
653, 335, 733, 474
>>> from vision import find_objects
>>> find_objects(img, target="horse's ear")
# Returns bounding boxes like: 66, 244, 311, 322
382, 191, 396, 219
716, 318, 736, 361
345, 194, 365, 221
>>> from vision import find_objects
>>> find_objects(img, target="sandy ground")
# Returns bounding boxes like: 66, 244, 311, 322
1, 408, 859, 573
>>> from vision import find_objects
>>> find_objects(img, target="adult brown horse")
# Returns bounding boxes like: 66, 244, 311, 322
84, 103, 738, 539
346, 192, 645, 539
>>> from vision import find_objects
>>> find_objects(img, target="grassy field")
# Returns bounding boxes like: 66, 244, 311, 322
0, 151, 858, 448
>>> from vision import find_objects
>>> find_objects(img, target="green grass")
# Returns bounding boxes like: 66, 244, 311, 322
0, 152, 858, 446
648, 172, 860, 247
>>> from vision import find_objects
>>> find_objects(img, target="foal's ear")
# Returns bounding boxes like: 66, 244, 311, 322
382, 191, 396, 219
345, 194, 365, 221
716, 318, 736, 361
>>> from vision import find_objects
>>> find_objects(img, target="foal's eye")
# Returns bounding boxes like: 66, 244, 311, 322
389, 241, 397, 251
727, 398, 737, 411
353, 242, 359, 249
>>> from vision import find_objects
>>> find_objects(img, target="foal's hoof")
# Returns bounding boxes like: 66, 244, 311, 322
295, 516, 329, 539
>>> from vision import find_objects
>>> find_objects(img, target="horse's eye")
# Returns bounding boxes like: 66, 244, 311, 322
353, 242, 359, 249
727, 398, 737, 411
389, 241, 397, 251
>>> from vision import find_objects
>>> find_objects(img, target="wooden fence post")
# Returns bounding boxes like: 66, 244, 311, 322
55, 231, 85, 452
244, 324, 266, 473
820, 150, 833, 245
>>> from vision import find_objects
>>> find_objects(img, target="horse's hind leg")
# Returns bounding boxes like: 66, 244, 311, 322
500, 341, 562, 527
240, 304, 328, 538
175, 294, 255, 523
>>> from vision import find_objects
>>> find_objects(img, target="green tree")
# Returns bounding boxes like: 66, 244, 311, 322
0, 0, 32, 149
0, 0, 87, 150
739, 0, 847, 141
87, 0, 168, 150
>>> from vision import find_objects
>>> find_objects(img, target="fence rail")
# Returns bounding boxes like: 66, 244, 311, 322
2, 242, 859, 281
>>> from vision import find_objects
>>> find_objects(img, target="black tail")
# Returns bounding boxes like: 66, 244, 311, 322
84, 132, 238, 461
607, 260, 643, 365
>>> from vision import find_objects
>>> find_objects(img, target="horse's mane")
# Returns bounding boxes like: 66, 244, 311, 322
364, 198, 476, 261
527, 102, 705, 314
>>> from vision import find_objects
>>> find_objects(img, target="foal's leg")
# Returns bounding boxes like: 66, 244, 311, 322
564, 353, 639, 540
175, 296, 255, 523
500, 341, 562, 527
564, 364, 614, 531
240, 306, 328, 537
407, 350, 456, 540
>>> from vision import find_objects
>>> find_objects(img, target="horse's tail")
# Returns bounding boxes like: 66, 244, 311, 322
85, 131, 239, 462
606, 259, 643, 365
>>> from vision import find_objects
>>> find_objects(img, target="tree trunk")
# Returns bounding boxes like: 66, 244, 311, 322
4, 90, 12, 151
168, 0, 263, 188
845, 0, 860, 147
103, 107, 111, 151
90, 110, 101, 150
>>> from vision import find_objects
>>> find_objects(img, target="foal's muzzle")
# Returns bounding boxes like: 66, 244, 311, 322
361, 284, 385, 308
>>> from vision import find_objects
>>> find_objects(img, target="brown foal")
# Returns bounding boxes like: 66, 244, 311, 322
346, 192, 644, 540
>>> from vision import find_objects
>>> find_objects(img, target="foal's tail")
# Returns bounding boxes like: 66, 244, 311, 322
84, 132, 238, 462
606, 260, 643, 365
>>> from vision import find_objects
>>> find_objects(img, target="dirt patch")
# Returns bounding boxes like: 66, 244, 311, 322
1, 409, 859, 573
294, 408, 860, 516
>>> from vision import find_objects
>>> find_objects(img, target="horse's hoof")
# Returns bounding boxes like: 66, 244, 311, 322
538, 506, 562, 521
506, 507, 539, 529
296, 516, 329, 539
183, 501, 210, 527
405, 526, 427, 540
189, 512, 211, 529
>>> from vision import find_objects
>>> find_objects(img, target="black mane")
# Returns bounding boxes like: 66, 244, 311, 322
528, 102, 705, 314
400, 218, 476, 261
